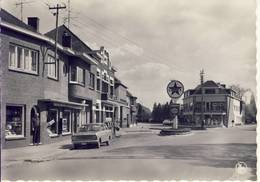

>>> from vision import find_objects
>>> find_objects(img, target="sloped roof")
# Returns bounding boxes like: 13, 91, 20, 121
0, 9, 36, 32
195, 80, 221, 89
194, 80, 228, 94
45, 24, 93, 54
126, 90, 137, 98
115, 77, 128, 89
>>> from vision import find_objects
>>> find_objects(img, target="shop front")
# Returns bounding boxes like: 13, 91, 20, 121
38, 99, 89, 144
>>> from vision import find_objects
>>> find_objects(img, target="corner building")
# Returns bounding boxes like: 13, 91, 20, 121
1, 9, 137, 148
182, 80, 245, 127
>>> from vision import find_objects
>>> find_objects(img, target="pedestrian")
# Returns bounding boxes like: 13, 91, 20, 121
201, 119, 205, 129
32, 112, 40, 145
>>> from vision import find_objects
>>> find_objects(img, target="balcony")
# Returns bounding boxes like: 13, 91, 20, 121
69, 83, 89, 99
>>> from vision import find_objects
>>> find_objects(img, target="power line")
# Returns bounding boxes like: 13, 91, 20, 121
71, 19, 187, 73
71, 19, 121, 47
72, 11, 187, 72
71, 20, 185, 76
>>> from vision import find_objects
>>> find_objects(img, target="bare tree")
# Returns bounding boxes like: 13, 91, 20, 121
230, 84, 250, 99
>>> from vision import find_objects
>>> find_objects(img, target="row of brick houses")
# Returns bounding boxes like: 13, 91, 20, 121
182, 80, 245, 127
0, 9, 137, 148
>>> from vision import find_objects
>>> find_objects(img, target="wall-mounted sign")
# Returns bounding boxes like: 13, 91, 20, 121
167, 80, 184, 99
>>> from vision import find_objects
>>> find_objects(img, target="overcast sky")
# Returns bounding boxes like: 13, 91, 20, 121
2, 0, 256, 109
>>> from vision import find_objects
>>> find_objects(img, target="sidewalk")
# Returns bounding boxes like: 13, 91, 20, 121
2, 125, 149, 168
1, 139, 71, 168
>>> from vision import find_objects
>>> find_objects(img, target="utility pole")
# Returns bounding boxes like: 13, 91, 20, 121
48, 4, 66, 64
200, 69, 205, 128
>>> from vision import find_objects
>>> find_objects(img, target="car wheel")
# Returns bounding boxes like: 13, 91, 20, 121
97, 139, 101, 148
106, 139, 110, 146
74, 144, 79, 149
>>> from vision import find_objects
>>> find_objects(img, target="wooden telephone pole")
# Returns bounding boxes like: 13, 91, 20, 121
48, 4, 66, 64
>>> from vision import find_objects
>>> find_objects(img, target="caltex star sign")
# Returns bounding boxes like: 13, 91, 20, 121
167, 80, 184, 99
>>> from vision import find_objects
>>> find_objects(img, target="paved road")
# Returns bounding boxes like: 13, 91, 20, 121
2, 124, 257, 180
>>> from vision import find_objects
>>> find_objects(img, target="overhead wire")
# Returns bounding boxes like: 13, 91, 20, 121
74, 11, 188, 72
40, 1, 188, 73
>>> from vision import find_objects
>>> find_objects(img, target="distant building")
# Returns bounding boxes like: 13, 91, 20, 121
127, 91, 138, 127
182, 80, 245, 127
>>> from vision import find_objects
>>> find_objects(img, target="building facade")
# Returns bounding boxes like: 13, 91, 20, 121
182, 80, 245, 127
1, 9, 137, 148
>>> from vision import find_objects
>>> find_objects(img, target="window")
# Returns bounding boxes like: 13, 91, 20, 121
47, 110, 58, 136
17, 47, 23, 68
211, 102, 226, 112
102, 81, 108, 93
70, 65, 85, 85
47, 55, 58, 79
205, 89, 216, 94
8, 44, 39, 74
96, 78, 101, 91
110, 79, 114, 85
97, 70, 100, 77
62, 111, 71, 134
102, 72, 108, 82
110, 85, 114, 98
5, 105, 24, 138
89, 73, 95, 88
96, 111, 100, 123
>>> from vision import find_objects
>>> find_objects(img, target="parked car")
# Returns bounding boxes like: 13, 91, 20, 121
71, 123, 112, 149
162, 119, 173, 126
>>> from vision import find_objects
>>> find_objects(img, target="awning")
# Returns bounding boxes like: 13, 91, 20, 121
39, 99, 89, 109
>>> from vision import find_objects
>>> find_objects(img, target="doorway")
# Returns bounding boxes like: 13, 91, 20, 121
30, 106, 41, 145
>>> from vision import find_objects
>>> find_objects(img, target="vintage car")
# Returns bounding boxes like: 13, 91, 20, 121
71, 123, 112, 149
162, 119, 174, 126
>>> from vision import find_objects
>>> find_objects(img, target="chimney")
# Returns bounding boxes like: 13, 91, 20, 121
100, 46, 105, 55
221, 84, 226, 88
62, 31, 72, 48
27, 17, 39, 32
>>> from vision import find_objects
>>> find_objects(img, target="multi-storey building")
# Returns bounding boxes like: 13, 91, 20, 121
1, 9, 137, 148
127, 91, 138, 127
182, 80, 245, 127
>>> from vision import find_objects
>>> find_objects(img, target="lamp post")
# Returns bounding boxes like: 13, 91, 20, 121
200, 69, 205, 129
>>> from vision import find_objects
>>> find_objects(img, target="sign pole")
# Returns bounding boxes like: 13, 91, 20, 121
167, 80, 184, 130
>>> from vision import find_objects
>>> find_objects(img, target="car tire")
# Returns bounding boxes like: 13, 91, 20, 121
74, 144, 79, 149
97, 139, 101, 148
106, 139, 110, 146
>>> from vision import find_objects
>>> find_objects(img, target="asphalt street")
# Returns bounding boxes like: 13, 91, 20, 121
1, 124, 257, 181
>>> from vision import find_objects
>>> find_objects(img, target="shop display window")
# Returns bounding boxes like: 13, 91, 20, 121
62, 111, 71, 134
5, 105, 24, 138
47, 109, 58, 136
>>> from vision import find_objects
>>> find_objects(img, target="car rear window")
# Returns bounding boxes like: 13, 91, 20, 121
79, 124, 102, 132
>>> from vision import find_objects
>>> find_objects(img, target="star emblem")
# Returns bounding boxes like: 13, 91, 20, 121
169, 82, 182, 96
167, 80, 184, 99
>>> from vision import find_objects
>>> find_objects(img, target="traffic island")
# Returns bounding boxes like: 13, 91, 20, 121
159, 128, 191, 136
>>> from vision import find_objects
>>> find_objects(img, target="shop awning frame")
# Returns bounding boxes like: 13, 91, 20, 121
39, 99, 89, 109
